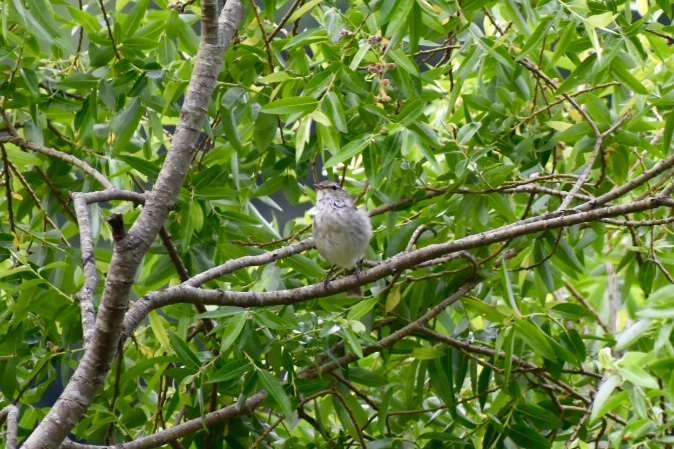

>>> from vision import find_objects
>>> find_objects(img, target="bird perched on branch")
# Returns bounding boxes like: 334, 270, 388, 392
313, 180, 372, 297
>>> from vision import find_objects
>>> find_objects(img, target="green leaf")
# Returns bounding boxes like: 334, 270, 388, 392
261, 96, 318, 115
617, 364, 659, 389
378, 388, 394, 435
515, 404, 563, 429
341, 327, 364, 358
517, 17, 553, 60
475, 37, 515, 71
122, 0, 151, 37
258, 71, 292, 84
477, 366, 492, 410
551, 303, 597, 321
413, 347, 446, 360
429, 357, 456, 415
176, 14, 199, 54
379, 0, 405, 26
387, 48, 420, 77
220, 312, 248, 352
557, 54, 597, 94
337, 383, 369, 425
15, 0, 72, 52
611, 62, 649, 95
148, 311, 170, 348
507, 423, 552, 449
282, 255, 325, 279
514, 321, 557, 361
346, 297, 378, 321
197, 307, 246, 319
590, 375, 624, 422
188, 200, 204, 232
25, 0, 60, 35
408, 1, 421, 53
253, 110, 278, 151
396, 99, 426, 126
118, 155, 160, 178
317, 121, 340, 156
583, 93, 611, 126
67, 6, 100, 35
323, 137, 370, 168
555, 122, 593, 144
533, 240, 556, 293
112, 98, 143, 155
501, 259, 520, 316
385, 0, 413, 36
282, 28, 328, 51
287, 0, 322, 23
168, 331, 201, 370
332, 393, 360, 437
207, 361, 252, 384
60, 73, 101, 89
324, 91, 347, 133
638, 259, 657, 296
5, 145, 45, 167
502, 327, 514, 384
615, 319, 652, 350
295, 117, 312, 163
347, 368, 389, 388
258, 369, 293, 419
552, 237, 584, 276
461, 297, 510, 323
548, 21, 576, 69
461, 0, 493, 12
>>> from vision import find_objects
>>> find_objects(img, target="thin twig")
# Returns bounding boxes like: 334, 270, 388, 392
0, 143, 16, 235
299, 277, 482, 378
268, 0, 304, 40
7, 160, 65, 242
333, 386, 368, 447
98, 0, 122, 59
248, 0, 274, 70
564, 281, 610, 333
646, 28, 674, 45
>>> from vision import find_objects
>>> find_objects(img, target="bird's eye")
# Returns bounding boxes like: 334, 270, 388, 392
331, 185, 338, 190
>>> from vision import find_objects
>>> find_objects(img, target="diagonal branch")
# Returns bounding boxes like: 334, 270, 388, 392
72, 192, 98, 346
123, 194, 673, 335
61, 391, 268, 449
69, 279, 481, 449
0, 143, 15, 235
0, 136, 113, 189
299, 277, 483, 378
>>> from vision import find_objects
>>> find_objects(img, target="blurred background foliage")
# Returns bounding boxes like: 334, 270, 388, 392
2, 0, 674, 447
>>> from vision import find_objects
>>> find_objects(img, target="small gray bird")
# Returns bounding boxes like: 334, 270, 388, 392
313, 180, 372, 296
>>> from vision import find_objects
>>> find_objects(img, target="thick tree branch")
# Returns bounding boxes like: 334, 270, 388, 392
80, 189, 147, 205
61, 391, 267, 449
21, 1, 246, 448
79, 279, 480, 448
124, 194, 673, 334
186, 153, 674, 289
72, 193, 98, 345
0, 405, 19, 449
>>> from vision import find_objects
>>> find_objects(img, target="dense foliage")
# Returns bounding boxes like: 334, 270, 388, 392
2, 0, 674, 447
